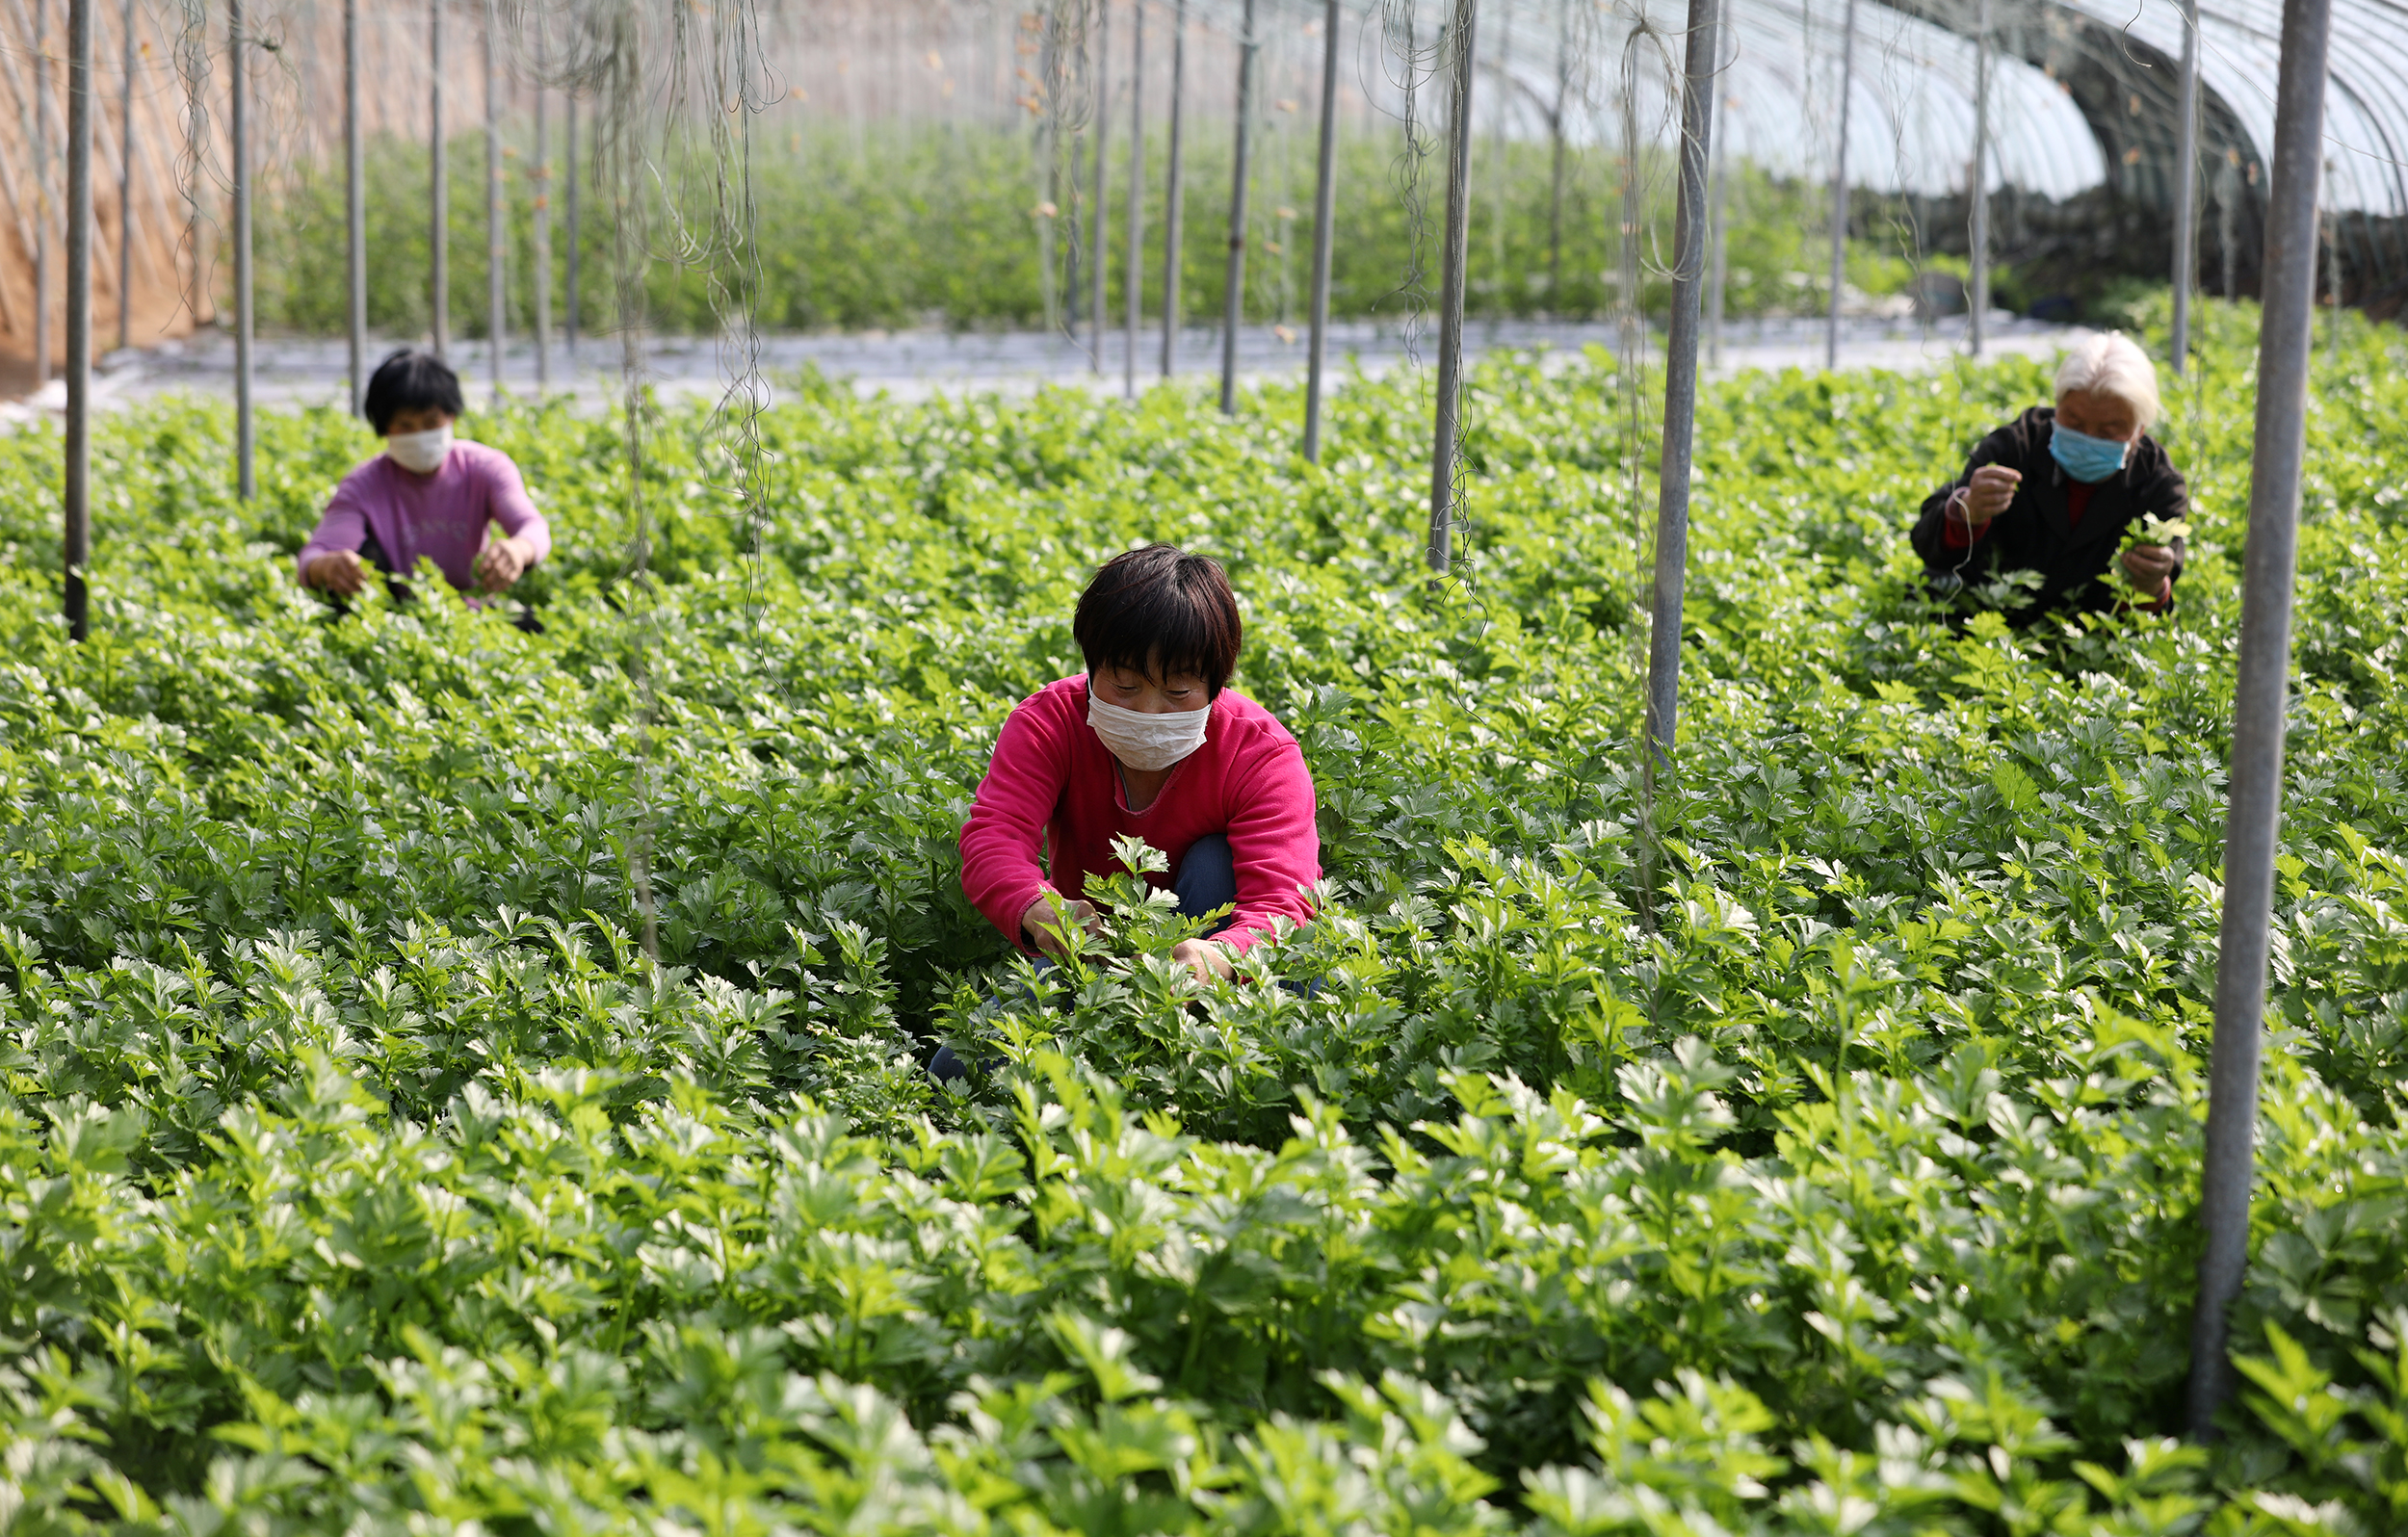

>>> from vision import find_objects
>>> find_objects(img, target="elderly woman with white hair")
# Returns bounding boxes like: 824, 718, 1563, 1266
1912, 332, 2188, 624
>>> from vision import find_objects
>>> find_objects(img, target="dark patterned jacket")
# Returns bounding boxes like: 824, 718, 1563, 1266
1910, 405, 2189, 625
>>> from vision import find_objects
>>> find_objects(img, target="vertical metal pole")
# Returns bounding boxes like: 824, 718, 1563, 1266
1824, 0, 1856, 371
36, 0, 51, 386
1616, 69, 1639, 372
1217, 0, 1257, 414
345, 0, 364, 412
431, 0, 447, 357
534, 81, 550, 391
1066, 118, 1084, 338
1707, 89, 1728, 370
64, 0, 92, 639
1160, 0, 1185, 376
1089, 0, 1110, 371
1645, 0, 1719, 758
1969, 0, 1990, 356
484, 0, 502, 394
2322, 156, 2339, 352
1547, 0, 1567, 307
116, 0, 133, 353
1123, 0, 1143, 397
1301, 0, 1339, 459
2169, 0, 2199, 371
1038, 18, 1059, 334
229, 0, 250, 501
1426, 0, 1477, 572
2219, 155, 2237, 300
563, 91, 577, 360
1488, 1, 1506, 279
2186, 0, 2331, 1440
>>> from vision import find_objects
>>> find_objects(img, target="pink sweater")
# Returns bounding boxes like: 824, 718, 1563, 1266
959, 676, 1322, 955
298, 440, 550, 592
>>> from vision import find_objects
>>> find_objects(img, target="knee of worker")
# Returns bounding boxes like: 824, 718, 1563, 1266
1174, 834, 1237, 922
929, 1043, 970, 1084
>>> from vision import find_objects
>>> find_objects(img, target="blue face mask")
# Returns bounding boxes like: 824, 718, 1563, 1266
2050, 422, 2131, 483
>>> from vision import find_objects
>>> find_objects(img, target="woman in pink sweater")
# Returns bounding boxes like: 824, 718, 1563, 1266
946, 545, 1321, 1078
297, 349, 549, 610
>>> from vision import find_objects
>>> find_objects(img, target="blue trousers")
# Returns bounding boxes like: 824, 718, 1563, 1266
930, 835, 1235, 1084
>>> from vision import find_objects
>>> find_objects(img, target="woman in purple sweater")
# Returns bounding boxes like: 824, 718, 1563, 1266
298, 349, 550, 604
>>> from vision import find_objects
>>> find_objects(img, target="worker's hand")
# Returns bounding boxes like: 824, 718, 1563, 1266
2121, 542, 2178, 594
1021, 894, 1100, 958
1171, 936, 1235, 984
304, 550, 367, 595
474, 536, 531, 592
1964, 464, 2023, 523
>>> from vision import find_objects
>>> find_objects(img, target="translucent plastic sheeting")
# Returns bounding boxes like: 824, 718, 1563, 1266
1339, 0, 2405, 213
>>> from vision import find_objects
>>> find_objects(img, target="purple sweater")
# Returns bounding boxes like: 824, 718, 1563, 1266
298, 440, 551, 591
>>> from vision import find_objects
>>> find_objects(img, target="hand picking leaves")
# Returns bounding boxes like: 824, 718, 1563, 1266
2123, 510, 2193, 550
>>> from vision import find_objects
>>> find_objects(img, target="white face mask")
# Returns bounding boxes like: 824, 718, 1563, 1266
385, 425, 454, 475
1087, 693, 1210, 771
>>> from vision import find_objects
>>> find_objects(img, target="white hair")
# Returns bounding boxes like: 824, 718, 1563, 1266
2053, 331, 2161, 433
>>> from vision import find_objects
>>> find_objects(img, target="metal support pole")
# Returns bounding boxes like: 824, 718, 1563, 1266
1088, 0, 1110, 372
1547, 0, 1567, 307
1824, 0, 1856, 371
534, 82, 551, 391
1426, 0, 1477, 573
229, 0, 250, 500
430, 0, 447, 357
2322, 157, 2339, 353
2186, 0, 2332, 1441
36, 0, 51, 386
1969, 0, 1989, 355
65, 0, 92, 639
1123, 0, 1143, 397
1217, 0, 1258, 413
484, 0, 502, 394
563, 91, 577, 360
1706, 89, 1728, 371
345, 0, 364, 412
1301, 0, 1339, 460
2169, 0, 2200, 371
1160, 0, 1186, 376
116, 0, 133, 353
1645, 0, 1719, 757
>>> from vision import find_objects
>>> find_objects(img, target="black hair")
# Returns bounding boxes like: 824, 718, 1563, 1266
362, 348, 465, 435
1072, 544, 1243, 697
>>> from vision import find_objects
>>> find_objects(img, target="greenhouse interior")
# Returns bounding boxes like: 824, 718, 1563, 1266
4, 0, 2408, 1528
